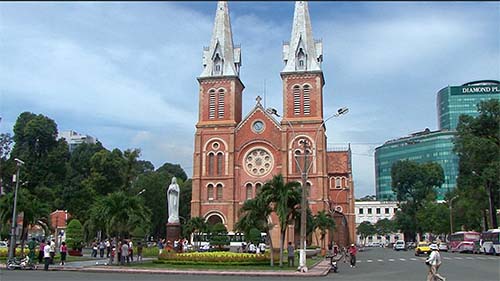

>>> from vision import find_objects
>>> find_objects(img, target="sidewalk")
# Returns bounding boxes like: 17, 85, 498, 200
41, 257, 331, 277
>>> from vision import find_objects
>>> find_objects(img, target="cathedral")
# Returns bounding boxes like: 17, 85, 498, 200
191, 1, 355, 247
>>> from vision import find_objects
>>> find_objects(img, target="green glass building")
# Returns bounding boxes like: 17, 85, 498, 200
376, 80, 500, 201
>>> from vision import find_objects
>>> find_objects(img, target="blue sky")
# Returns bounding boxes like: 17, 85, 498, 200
1, 1, 499, 198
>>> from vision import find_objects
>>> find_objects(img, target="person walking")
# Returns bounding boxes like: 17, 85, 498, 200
43, 242, 51, 271
38, 239, 45, 264
128, 240, 134, 262
287, 242, 295, 267
49, 239, 56, 265
121, 240, 129, 265
99, 241, 105, 258
426, 244, 446, 281
137, 242, 143, 262
348, 244, 357, 268
342, 246, 348, 263
60, 242, 67, 265
105, 239, 111, 258
27, 237, 37, 263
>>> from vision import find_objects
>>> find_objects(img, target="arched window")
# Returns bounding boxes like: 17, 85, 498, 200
246, 183, 253, 200
216, 152, 223, 176
293, 85, 301, 115
216, 184, 223, 200
341, 177, 347, 188
209, 90, 216, 119
255, 183, 262, 195
296, 48, 306, 70
303, 85, 310, 115
208, 153, 215, 176
294, 150, 302, 173
207, 184, 214, 200
217, 89, 225, 118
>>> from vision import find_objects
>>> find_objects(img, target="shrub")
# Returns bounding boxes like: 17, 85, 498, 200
66, 219, 84, 250
157, 251, 276, 265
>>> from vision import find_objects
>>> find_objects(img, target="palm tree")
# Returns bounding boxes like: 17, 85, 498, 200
260, 174, 301, 267
185, 217, 208, 251
235, 195, 275, 266
313, 210, 335, 252
85, 191, 151, 240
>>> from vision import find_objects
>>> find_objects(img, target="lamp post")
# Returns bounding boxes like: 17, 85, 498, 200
8, 158, 24, 260
136, 188, 146, 196
266, 106, 348, 272
449, 195, 459, 234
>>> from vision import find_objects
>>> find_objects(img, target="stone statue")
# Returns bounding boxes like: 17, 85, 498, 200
167, 177, 180, 224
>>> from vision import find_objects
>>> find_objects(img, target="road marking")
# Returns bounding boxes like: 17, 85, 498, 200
477, 257, 486, 260
410, 258, 417, 261
388, 259, 395, 262
367, 259, 373, 263
487, 257, 497, 260
378, 259, 384, 262
443, 257, 452, 260
454, 257, 463, 260
399, 258, 406, 261
465, 257, 474, 260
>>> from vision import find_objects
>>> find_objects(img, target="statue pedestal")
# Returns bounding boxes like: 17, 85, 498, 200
166, 222, 181, 243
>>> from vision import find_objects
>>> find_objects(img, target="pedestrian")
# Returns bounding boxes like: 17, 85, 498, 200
121, 240, 129, 265
38, 239, 45, 264
128, 240, 134, 262
105, 239, 111, 258
99, 240, 105, 258
60, 242, 67, 265
43, 242, 51, 271
158, 239, 164, 255
348, 244, 357, 268
49, 239, 56, 265
91, 240, 98, 257
117, 240, 122, 264
426, 244, 446, 281
28, 237, 37, 263
137, 241, 143, 262
287, 241, 295, 267
342, 246, 348, 263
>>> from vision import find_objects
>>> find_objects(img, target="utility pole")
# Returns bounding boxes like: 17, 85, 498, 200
8, 158, 24, 260
298, 139, 309, 272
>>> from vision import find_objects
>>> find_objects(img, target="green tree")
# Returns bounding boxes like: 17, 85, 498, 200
235, 194, 276, 266
260, 174, 301, 267
184, 217, 208, 251
391, 160, 444, 240
313, 210, 335, 251
374, 218, 395, 238
209, 222, 229, 250
416, 201, 450, 236
156, 163, 188, 181
66, 219, 84, 250
357, 221, 376, 246
454, 99, 500, 229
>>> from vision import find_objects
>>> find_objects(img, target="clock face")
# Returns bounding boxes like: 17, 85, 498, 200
252, 121, 264, 133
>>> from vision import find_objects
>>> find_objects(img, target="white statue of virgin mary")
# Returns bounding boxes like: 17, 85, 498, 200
167, 177, 180, 224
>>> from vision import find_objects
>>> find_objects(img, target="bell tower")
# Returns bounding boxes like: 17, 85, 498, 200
192, 1, 244, 223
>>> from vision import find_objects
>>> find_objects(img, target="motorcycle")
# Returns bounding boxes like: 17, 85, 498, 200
6, 256, 37, 270
326, 253, 342, 273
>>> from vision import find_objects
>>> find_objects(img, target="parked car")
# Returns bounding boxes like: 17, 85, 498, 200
394, 240, 407, 251
415, 242, 431, 256
438, 242, 448, 252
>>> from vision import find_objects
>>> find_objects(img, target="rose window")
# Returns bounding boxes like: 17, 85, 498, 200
244, 148, 273, 177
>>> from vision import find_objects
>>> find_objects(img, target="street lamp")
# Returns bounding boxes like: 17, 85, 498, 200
136, 188, 146, 196
267, 106, 348, 272
449, 195, 459, 234
8, 158, 24, 260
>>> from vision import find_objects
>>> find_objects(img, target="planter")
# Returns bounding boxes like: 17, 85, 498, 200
68, 249, 83, 256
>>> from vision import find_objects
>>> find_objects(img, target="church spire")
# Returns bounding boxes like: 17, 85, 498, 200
200, 1, 241, 78
282, 1, 322, 73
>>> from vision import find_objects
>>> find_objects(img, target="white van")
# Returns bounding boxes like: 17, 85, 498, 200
394, 240, 406, 251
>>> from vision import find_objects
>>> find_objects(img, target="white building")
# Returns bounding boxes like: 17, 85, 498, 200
355, 200, 404, 246
58, 130, 97, 152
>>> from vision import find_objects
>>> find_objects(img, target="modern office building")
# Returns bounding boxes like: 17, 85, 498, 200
376, 80, 499, 201
58, 130, 97, 152
438, 80, 500, 130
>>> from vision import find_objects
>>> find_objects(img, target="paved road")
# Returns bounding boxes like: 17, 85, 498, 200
1, 248, 498, 281
329, 247, 500, 281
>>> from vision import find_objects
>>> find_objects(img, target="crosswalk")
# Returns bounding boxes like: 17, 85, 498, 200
355, 256, 499, 263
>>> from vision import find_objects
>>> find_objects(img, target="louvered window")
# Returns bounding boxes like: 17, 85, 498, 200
293, 86, 300, 115
208, 153, 214, 176
218, 90, 225, 118
303, 85, 310, 115
209, 90, 216, 119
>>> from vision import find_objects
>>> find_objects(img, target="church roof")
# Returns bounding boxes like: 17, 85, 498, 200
200, 1, 241, 78
282, 1, 323, 73
235, 96, 281, 132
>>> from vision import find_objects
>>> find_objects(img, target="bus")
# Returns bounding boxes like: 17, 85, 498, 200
449, 231, 480, 253
190, 232, 267, 249
480, 229, 500, 255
